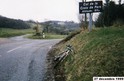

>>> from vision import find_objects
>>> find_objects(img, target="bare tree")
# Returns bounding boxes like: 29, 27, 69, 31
78, 14, 87, 30
33, 22, 41, 36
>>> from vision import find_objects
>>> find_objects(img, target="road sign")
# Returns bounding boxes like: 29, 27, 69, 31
79, 1, 103, 14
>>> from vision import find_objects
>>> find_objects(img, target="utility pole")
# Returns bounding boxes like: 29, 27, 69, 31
88, 13, 92, 32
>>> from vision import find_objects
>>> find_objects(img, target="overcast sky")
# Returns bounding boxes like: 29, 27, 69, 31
0, 0, 79, 22
0, 0, 123, 22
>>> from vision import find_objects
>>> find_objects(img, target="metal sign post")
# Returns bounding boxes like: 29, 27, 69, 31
89, 13, 92, 32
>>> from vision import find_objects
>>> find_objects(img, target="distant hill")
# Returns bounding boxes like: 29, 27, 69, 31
42, 20, 79, 30
0, 15, 30, 29
41, 20, 80, 35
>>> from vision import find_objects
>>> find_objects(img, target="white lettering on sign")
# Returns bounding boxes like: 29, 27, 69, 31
83, 3, 86, 6
95, 6, 101, 9
80, 6, 88, 10
94, 9, 100, 12
86, 3, 89, 6
95, 2, 98, 5
89, 6, 93, 9
90, 2, 94, 5
82, 10, 92, 13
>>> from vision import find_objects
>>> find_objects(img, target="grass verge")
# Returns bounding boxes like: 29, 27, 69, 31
27, 33, 67, 39
49, 26, 124, 81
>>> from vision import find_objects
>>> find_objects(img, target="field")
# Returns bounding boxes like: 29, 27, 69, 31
0, 28, 34, 38
0, 28, 66, 39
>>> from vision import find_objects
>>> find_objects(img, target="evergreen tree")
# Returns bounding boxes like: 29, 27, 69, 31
95, 1, 124, 27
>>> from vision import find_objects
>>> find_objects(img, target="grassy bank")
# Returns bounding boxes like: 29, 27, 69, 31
27, 33, 67, 39
50, 27, 124, 81
0, 28, 34, 37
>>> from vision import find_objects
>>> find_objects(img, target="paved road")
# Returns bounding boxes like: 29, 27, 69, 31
0, 36, 61, 81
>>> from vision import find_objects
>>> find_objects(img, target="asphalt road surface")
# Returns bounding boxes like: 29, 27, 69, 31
0, 36, 61, 81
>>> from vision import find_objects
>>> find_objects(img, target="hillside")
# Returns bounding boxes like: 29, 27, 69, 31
48, 27, 124, 81
0, 15, 30, 29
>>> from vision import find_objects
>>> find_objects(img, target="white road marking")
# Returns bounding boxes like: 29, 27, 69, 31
6, 40, 57, 53
7, 46, 22, 53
